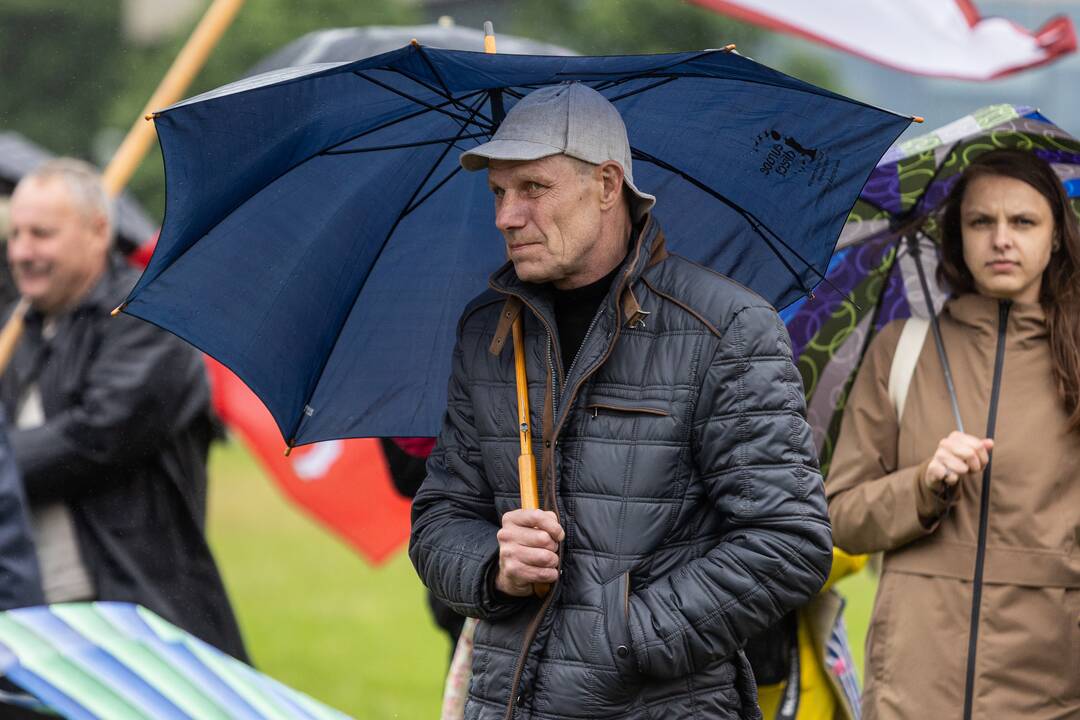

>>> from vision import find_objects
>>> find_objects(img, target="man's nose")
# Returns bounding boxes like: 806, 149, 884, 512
495, 195, 527, 232
7, 234, 31, 263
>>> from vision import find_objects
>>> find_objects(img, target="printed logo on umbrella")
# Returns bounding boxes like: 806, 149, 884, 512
753, 129, 839, 188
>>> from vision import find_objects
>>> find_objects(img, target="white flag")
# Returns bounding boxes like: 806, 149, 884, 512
694, 0, 1076, 80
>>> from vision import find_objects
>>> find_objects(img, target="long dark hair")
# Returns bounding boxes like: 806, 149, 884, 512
938, 149, 1080, 433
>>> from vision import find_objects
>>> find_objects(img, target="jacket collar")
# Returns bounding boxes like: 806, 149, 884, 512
944, 293, 1047, 343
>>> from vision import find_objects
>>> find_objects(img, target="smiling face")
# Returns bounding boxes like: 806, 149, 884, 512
488, 154, 628, 290
959, 174, 1056, 304
8, 176, 110, 316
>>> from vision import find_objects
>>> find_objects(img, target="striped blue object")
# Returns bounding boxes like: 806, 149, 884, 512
824, 600, 861, 720
0, 602, 354, 719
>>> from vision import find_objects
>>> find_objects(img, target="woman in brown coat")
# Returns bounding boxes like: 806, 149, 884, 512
826, 150, 1080, 719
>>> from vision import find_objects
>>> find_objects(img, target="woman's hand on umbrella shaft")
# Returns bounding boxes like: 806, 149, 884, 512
495, 509, 564, 597
925, 431, 994, 490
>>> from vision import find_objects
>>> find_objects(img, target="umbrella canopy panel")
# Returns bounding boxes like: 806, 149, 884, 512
0, 602, 351, 719
124, 45, 911, 443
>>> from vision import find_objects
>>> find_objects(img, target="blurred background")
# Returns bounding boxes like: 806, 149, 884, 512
2, 1, 1078, 716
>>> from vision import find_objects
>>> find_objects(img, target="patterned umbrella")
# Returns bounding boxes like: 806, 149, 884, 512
779, 104, 1080, 472
0, 602, 352, 719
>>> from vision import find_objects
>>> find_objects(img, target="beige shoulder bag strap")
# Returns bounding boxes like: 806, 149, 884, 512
888, 317, 930, 422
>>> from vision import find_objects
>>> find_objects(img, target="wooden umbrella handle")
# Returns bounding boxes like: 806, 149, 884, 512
511, 316, 549, 597
0, 297, 30, 378
103, 0, 246, 198
512, 317, 537, 507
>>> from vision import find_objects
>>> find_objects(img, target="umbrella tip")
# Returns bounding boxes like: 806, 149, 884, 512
284, 442, 294, 457
723, 44, 736, 52
410, 38, 419, 46
145, 113, 159, 121
110, 303, 126, 317
913, 116, 925, 123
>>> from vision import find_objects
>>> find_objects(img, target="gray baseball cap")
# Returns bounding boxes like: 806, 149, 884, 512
460, 82, 656, 220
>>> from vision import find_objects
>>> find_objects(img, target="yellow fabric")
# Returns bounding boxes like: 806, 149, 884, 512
757, 614, 836, 720
755, 548, 866, 719
821, 548, 867, 592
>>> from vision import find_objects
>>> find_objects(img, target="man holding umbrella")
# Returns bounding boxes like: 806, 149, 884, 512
410, 83, 832, 720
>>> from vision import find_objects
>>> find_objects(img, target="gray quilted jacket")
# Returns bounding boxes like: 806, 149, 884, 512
410, 217, 832, 720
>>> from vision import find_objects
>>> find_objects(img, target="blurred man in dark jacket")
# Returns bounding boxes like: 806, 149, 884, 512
1, 158, 246, 660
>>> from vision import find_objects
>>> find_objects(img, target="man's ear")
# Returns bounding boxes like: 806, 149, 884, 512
86, 211, 111, 254
597, 161, 625, 211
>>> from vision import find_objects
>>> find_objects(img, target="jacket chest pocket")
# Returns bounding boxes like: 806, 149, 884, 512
585, 401, 671, 418
579, 392, 681, 447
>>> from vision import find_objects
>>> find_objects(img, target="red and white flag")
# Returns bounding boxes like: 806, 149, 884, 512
693, 0, 1076, 80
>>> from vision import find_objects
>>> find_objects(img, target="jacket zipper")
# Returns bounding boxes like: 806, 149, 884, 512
961, 299, 1010, 720
493, 294, 561, 720
562, 308, 604, 390
494, 216, 652, 719
547, 337, 559, 419
498, 303, 623, 720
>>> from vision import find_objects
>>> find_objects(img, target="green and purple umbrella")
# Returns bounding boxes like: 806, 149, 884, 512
0, 602, 352, 719
780, 104, 1080, 471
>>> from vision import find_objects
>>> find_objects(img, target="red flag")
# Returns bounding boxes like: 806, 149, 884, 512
205, 358, 412, 565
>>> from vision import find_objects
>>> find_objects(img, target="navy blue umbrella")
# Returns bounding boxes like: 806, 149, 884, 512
119, 44, 912, 444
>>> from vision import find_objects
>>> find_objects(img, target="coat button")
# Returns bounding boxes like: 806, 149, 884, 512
544, 440, 551, 448
616, 645, 629, 658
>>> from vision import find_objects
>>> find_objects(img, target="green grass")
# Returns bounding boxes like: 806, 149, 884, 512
834, 567, 878, 680
206, 440, 448, 719
206, 439, 878, 718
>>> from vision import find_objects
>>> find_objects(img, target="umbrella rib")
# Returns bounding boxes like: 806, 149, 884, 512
321, 132, 490, 155
321, 89, 491, 155
589, 73, 677, 95
631, 148, 820, 294
385, 67, 496, 128
558, 50, 717, 85
353, 71, 495, 132
605, 77, 678, 104
400, 95, 489, 213
286, 95, 490, 443
378, 95, 489, 243
403, 165, 464, 217
138, 89, 481, 294
413, 44, 454, 99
